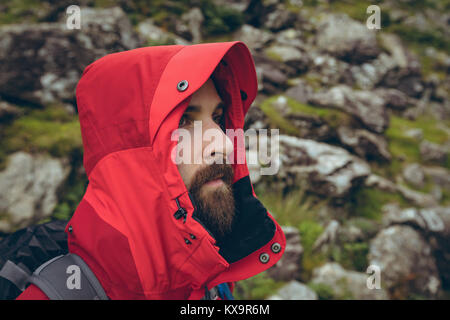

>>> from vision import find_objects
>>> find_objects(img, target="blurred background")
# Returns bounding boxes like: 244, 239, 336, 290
0, 0, 449, 300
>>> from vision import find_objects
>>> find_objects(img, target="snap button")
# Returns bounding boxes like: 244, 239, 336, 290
177, 80, 189, 92
68, 225, 73, 233
240, 90, 247, 101
190, 234, 196, 240
259, 253, 270, 264
184, 238, 192, 245
271, 242, 281, 253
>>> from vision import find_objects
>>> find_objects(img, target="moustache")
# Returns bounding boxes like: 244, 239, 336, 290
189, 162, 234, 191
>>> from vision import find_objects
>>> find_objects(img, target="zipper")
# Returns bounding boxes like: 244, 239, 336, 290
174, 197, 187, 223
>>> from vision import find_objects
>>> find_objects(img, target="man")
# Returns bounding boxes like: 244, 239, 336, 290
17, 41, 285, 300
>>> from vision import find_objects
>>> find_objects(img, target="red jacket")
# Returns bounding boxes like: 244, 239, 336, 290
17, 41, 285, 300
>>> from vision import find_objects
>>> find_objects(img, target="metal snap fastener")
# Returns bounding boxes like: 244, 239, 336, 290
68, 225, 73, 233
259, 253, 270, 264
190, 234, 196, 240
240, 90, 247, 101
271, 242, 281, 253
177, 80, 189, 92
184, 238, 192, 245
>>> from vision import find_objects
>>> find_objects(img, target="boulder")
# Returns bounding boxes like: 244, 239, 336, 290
0, 152, 70, 233
0, 7, 141, 108
310, 262, 389, 300
272, 135, 371, 198
337, 126, 391, 161
310, 85, 389, 133
369, 225, 441, 299
267, 281, 318, 300
315, 14, 379, 63
402, 163, 425, 188
420, 140, 448, 165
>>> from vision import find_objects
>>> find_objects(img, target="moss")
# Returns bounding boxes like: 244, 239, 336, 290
285, 96, 353, 129
382, 114, 450, 176
1, 105, 82, 161
259, 97, 299, 136
0, 0, 42, 25
306, 282, 335, 300
234, 271, 286, 300
347, 187, 407, 222
387, 24, 450, 53
331, 242, 369, 272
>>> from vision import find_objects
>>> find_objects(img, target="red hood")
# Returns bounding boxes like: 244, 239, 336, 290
68, 41, 286, 299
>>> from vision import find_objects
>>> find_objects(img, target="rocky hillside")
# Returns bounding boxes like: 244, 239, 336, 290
0, 0, 449, 300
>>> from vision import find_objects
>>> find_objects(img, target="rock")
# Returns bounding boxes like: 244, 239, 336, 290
365, 174, 398, 193
308, 54, 353, 87
267, 226, 303, 281
0, 152, 70, 233
267, 281, 318, 300
423, 166, 450, 190
285, 80, 314, 105
337, 126, 391, 161
263, 4, 297, 32
310, 262, 389, 300
369, 225, 441, 299
0, 7, 141, 107
402, 163, 425, 188
420, 140, 448, 165
396, 184, 438, 208
312, 220, 340, 253
382, 204, 445, 233
137, 18, 190, 46
310, 85, 389, 133
0, 100, 23, 122
212, 0, 251, 13
315, 14, 379, 64
274, 28, 306, 50
175, 8, 204, 44
377, 33, 423, 97
231, 24, 273, 52
265, 45, 309, 72
272, 136, 371, 198
404, 128, 424, 141
374, 88, 412, 110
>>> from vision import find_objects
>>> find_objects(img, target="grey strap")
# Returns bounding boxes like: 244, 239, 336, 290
0, 260, 31, 291
28, 253, 109, 300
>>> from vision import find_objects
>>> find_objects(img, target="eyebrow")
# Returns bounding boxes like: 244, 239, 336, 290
185, 101, 225, 114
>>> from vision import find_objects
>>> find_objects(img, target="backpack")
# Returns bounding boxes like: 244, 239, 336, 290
0, 220, 107, 300
0, 220, 233, 300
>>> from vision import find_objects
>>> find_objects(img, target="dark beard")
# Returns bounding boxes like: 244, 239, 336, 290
188, 163, 235, 239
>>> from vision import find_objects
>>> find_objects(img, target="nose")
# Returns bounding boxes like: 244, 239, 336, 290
203, 121, 233, 165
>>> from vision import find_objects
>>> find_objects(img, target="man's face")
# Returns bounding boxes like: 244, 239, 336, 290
176, 78, 235, 238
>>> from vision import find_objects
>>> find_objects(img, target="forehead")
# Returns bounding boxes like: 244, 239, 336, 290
186, 78, 224, 113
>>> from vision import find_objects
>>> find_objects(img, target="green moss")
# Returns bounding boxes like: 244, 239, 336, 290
285, 96, 353, 129
383, 115, 450, 175
259, 97, 299, 136
387, 24, 450, 53
307, 282, 335, 300
347, 187, 407, 222
1, 105, 82, 160
331, 242, 369, 272
234, 271, 286, 300
0, 0, 42, 25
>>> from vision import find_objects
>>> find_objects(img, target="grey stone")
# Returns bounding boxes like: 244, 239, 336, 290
267, 281, 318, 300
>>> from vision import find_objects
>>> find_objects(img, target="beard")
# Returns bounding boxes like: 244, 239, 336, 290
188, 162, 235, 239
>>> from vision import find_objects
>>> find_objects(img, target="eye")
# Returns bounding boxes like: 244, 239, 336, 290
179, 115, 192, 127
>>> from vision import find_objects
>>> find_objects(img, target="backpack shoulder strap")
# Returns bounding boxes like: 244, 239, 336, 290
27, 253, 109, 300
0, 260, 32, 291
